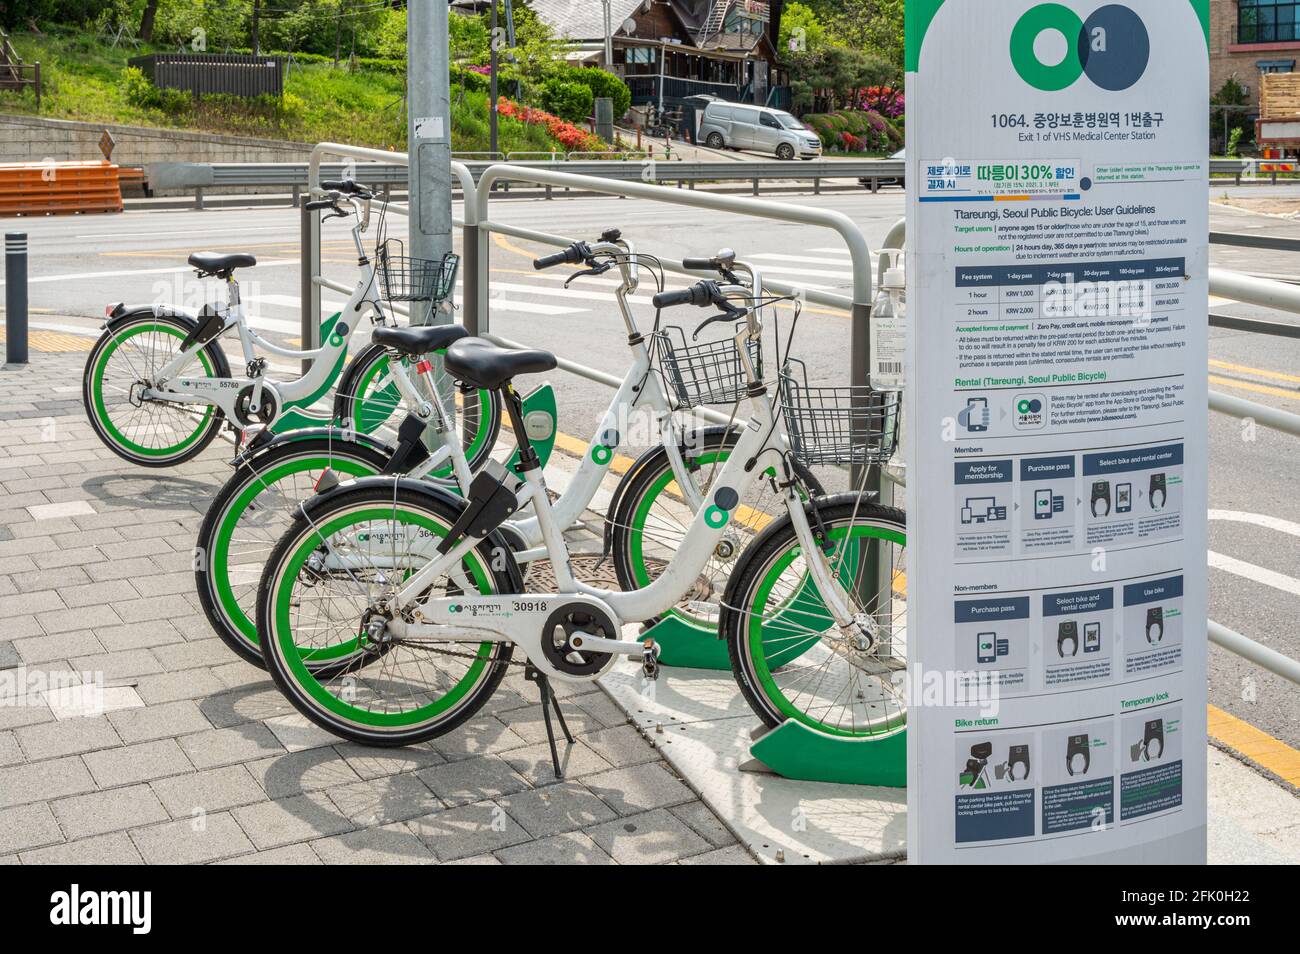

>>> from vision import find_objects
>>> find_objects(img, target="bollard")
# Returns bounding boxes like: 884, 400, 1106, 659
5, 232, 28, 365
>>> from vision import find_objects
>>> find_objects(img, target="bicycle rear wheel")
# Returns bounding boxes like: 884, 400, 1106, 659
256, 479, 518, 746
83, 314, 226, 467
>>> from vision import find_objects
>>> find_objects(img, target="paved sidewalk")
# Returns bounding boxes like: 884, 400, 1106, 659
0, 350, 749, 865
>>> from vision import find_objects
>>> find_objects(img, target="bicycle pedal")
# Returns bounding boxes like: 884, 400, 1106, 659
641, 638, 661, 681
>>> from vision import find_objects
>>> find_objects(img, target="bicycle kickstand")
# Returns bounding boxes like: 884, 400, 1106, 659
525, 665, 575, 779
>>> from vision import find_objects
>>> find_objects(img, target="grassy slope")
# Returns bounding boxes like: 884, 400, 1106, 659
0, 30, 563, 154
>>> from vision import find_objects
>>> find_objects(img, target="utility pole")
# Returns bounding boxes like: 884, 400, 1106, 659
602, 0, 614, 67
490, 1, 499, 156
251, 0, 261, 55
407, 0, 454, 327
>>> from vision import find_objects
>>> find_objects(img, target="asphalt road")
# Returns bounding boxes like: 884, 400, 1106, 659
4, 186, 1298, 748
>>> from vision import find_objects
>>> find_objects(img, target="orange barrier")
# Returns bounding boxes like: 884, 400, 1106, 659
0, 160, 126, 216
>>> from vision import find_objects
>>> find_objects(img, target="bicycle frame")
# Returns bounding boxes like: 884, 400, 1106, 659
135, 203, 386, 429
373, 282, 861, 683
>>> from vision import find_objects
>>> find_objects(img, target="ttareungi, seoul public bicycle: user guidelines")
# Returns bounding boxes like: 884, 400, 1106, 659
254, 262, 908, 770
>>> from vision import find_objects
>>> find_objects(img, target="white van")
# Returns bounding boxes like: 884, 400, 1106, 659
698, 102, 823, 160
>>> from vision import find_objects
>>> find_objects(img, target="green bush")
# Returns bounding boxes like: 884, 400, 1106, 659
801, 109, 898, 153
120, 65, 189, 113
539, 78, 593, 124
568, 65, 631, 119
451, 64, 490, 94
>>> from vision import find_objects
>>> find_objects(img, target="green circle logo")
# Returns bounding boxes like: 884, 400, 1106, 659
704, 505, 729, 529
591, 444, 613, 465
1018, 399, 1033, 414
1010, 3, 1084, 91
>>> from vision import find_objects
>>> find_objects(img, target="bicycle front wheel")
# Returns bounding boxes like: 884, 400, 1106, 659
256, 480, 518, 746
195, 436, 392, 668
83, 314, 226, 467
723, 496, 908, 738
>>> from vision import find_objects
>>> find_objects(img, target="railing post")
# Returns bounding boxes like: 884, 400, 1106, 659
463, 223, 480, 337
300, 202, 319, 376
5, 232, 28, 365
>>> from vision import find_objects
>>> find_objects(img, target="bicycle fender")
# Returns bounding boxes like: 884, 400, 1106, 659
229, 426, 395, 470
103, 306, 232, 379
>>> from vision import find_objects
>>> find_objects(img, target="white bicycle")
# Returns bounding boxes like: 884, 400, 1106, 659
82, 179, 470, 466
254, 271, 908, 768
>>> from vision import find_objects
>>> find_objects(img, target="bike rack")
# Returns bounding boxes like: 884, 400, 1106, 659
300, 145, 910, 788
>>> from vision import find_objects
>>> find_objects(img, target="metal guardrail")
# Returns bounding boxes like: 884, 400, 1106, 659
1209, 158, 1251, 184
149, 157, 908, 208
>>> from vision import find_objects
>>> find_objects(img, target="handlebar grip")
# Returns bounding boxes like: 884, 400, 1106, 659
652, 286, 703, 309
533, 250, 571, 270
304, 199, 336, 211
682, 257, 715, 271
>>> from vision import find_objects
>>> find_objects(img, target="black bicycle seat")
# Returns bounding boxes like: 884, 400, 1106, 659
188, 251, 257, 277
444, 338, 557, 390
372, 324, 469, 357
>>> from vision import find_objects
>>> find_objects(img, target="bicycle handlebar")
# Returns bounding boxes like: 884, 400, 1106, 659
651, 283, 714, 310
533, 243, 588, 270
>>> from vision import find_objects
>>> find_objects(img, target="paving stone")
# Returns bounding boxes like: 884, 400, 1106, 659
70, 648, 164, 683
133, 667, 227, 705
110, 594, 195, 625
495, 831, 616, 865
586, 808, 712, 865
417, 755, 532, 808
245, 747, 363, 800
13, 629, 105, 665
44, 685, 144, 721
442, 852, 502, 865
214, 843, 322, 865
0, 640, 22, 669
131, 811, 256, 865
500, 739, 613, 786
21, 831, 145, 865
36, 604, 121, 635
0, 731, 21, 766
333, 741, 446, 780
311, 823, 435, 865
198, 685, 296, 728
670, 801, 738, 849
0, 754, 97, 809
0, 802, 63, 854
85, 557, 159, 583
108, 699, 212, 744
428, 717, 530, 762
83, 738, 193, 788
677, 844, 757, 865
151, 765, 267, 818
130, 571, 198, 599
34, 546, 107, 570
497, 702, 607, 746
16, 714, 121, 760
263, 712, 340, 753
232, 793, 354, 850
406, 800, 531, 861
497, 782, 618, 839
325, 773, 442, 826
150, 638, 233, 672
0, 696, 54, 731
585, 763, 696, 816
57, 581, 129, 610
570, 691, 633, 729
97, 621, 188, 655
581, 724, 662, 769
53, 784, 170, 840
0, 589, 64, 617
179, 724, 286, 770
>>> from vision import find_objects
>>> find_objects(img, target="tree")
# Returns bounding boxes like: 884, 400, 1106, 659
780, 2, 826, 54
139, 0, 159, 41
816, 0, 904, 71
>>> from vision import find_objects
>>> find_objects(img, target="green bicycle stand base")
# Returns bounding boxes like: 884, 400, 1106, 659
641, 615, 731, 670
745, 721, 907, 788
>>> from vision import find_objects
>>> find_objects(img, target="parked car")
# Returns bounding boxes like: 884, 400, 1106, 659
699, 102, 823, 160
861, 148, 906, 190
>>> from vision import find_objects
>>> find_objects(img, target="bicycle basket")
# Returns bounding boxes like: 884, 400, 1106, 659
654, 324, 762, 408
779, 358, 901, 467
376, 239, 459, 304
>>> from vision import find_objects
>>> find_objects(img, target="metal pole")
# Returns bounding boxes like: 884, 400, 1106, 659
5, 232, 28, 365
490, 1, 499, 157
300, 203, 319, 376
603, 0, 614, 67
407, 0, 453, 325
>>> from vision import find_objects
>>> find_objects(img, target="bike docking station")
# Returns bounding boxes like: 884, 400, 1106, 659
904, 0, 1210, 863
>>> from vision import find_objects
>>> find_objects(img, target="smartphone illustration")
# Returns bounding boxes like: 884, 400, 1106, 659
977, 632, 997, 664
1034, 489, 1052, 520
1084, 622, 1101, 653
1117, 483, 1132, 514
966, 397, 989, 432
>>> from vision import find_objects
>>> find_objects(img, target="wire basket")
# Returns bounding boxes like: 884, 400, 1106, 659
654, 325, 762, 408
779, 358, 901, 467
375, 239, 459, 304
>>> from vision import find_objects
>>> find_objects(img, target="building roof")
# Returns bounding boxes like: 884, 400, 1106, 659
527, 0, 650, 42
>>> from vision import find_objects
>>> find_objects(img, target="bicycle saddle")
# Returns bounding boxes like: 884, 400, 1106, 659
371, 324, 469, 357
189, 251, 257, 277
444, 338, 557, 390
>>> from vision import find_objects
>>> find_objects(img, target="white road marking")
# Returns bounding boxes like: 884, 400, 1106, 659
751, 253, 860, 267
1209, 509, 1300, 538
0, 260, 297, 286
1208, 550, 1300, 598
